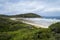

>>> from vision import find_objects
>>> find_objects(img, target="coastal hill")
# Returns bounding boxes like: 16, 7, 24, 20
0, 13, 41, 18
0, 14, 9, 17
10, 13, 41, 18
0, 17, 60, 40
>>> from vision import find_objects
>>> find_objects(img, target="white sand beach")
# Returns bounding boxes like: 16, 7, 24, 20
22, 21, 48, 28
10, 18, 60, 28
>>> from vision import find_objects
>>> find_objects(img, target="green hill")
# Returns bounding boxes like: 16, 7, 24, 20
0, 14, 9, 17
0, 13, 41, 18
11, 13, 41, 18
0, 17, 60, 40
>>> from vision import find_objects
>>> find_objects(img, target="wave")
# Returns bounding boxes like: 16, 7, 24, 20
24, 18, 60, 27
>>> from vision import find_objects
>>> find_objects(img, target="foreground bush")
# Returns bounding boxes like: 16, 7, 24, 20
49, 22, 60, 40
33, 28, 55, 40
49, 22, 60, 33
0, 17, 28, 32
0, 33, 12, 40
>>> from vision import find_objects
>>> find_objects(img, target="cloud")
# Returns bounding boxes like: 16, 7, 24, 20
0, 0, 60, 16
43, 7, 60, 12
0, 0, 46, 15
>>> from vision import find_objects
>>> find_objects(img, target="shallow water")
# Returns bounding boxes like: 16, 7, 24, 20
10, 18, 60, 28
23, 18, 60, 27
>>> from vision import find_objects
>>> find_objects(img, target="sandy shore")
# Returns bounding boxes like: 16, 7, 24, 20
22, 21, 48, 28
10, 18, 58, 28
10, 18, 48, 28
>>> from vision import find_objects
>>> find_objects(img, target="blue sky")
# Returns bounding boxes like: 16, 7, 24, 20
0, 0, 60, 16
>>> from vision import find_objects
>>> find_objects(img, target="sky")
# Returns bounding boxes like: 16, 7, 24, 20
0, 0, 60, 16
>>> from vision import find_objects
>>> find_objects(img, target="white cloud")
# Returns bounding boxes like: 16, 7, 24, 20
0, 0, 60, 16
0, 1, 46, 15
42, 7, 60, 13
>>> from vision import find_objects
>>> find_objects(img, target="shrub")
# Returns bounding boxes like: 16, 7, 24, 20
49, 22, 60, 40
0, 33, 12, 40
33, 28, 55, 40
49, 22, 60, 33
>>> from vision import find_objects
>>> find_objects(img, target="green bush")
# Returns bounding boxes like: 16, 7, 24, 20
33, 28, 55, 40
0, 33, 12, 40
49, 22, 60, 40
49, 22, 60, 33
0, 17, 26, 32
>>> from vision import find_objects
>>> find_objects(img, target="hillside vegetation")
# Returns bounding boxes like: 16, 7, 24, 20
12, 13, 41, 18
0, 14, 9, 17
0, 13, 41, 18
0, 17, 60, 40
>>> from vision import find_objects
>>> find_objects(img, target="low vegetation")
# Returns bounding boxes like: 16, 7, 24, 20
0, 17, 60, 40
0, 13, 41, 18
10, 13, 41, 18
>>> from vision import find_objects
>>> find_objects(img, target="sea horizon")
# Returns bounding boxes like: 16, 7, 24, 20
42, 16, 60, 19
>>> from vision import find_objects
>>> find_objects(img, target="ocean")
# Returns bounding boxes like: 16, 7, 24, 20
43, 16, 60, 19
11, 17, 60, 28
23, 17, 60, 27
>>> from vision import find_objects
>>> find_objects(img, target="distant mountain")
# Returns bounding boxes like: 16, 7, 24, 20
0, 13, 41, 18
0, 14, 9, 17
11, 13, 41, 18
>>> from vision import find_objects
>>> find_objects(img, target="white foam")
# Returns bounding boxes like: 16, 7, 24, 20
10, 18, 60, 28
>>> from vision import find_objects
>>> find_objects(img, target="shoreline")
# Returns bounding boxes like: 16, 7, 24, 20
22, 21, 48, 28
10, 18, 60, 28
